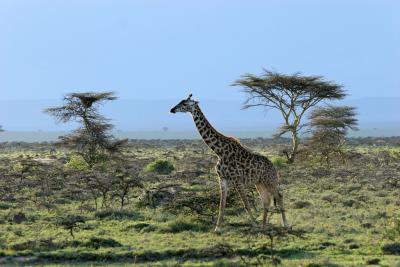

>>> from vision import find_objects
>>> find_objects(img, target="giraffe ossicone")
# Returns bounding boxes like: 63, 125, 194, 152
170, 94, 288, 231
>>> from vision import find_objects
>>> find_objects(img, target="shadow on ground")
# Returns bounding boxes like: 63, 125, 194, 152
1, 245, 313, 265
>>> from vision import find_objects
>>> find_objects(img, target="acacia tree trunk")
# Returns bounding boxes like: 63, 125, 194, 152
288, 131, 299, 163
120, 197, 125, 209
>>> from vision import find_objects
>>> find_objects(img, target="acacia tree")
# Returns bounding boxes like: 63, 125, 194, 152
110, 164, 143, 209
45, 92, 126, 167
233, 70, 346, 163
308, 105, 358, 166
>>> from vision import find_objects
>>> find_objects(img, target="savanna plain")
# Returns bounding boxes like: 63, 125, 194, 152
0, 137, 399, 266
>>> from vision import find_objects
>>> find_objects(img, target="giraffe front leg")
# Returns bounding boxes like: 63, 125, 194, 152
215, 178, 228, 232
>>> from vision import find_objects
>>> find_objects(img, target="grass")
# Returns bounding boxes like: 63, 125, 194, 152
0, 139, 400, 266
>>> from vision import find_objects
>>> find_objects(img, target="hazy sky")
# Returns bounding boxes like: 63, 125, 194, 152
1, 0, 399, 102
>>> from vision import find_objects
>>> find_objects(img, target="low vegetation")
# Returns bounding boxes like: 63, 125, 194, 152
0, 137, 399, 266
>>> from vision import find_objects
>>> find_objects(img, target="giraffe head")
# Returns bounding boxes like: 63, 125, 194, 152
170, 94, 198, 114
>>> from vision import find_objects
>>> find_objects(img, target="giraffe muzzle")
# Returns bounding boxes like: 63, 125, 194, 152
170, 108, 177, 114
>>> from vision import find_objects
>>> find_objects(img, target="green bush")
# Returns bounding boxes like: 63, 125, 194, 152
271, 156, 287, 169
65, 155, 90, 171
145, 159, 175, 175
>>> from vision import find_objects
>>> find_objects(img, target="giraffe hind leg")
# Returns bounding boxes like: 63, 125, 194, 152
256, 182, 272, 226
236, 185, 257, 226
273, 190, 289, 227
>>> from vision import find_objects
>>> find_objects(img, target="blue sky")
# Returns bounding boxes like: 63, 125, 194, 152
1, 0, 399, 102
0, 1, 399, 134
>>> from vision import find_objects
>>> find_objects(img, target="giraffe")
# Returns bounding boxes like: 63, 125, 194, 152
170, 94, 288, 231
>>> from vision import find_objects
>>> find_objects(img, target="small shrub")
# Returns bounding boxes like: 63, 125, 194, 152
381, 242, 400, 255
0, 238, 6, 249
373, 211, 387, 219
125, 222, 157, 233
307, 264, 325, 267
306, 260, 339, 267
129, 222, 150, 231
247, 225, 305, 266
349, 243, 359, 249
319, 241, 335, 250
10, 240, 37, 251
161, 217, 208, 233
145, 159, 175, 175
342, 199, 360, 208
140, 186, 180, 208
0, 202, 11, 210
366, 258, 380, 265
384, 217, 400, 240
140, 225, 157, 233
161, 189, 233, 222
321, 194, 337, 203
56, 215, 86, 238
293, 200, 312, 209
361, 222, 373, 229
86, 237, 122, 249
60, 240, 85, 248
11, 212, 27, 224
10, 238, 59, 251
94, 210, 143, 220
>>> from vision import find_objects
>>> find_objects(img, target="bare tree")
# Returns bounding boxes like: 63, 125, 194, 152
308, 105, 358, 166
45, 92, 127, 167
233, 70, 346, 163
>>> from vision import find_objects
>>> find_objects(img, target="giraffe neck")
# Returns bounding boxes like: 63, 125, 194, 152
191, 105, 227, 155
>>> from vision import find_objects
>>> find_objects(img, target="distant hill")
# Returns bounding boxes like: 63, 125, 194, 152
0, 97, 398, 141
